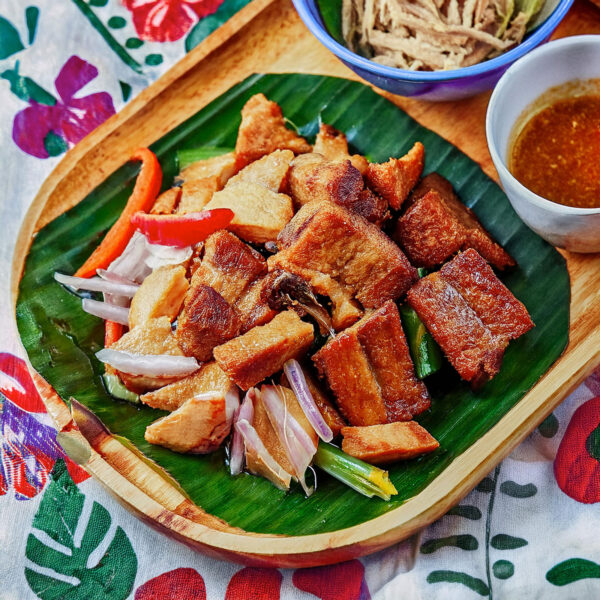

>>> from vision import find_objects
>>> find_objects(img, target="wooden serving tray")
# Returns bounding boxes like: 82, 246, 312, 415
11, 0, 600, 567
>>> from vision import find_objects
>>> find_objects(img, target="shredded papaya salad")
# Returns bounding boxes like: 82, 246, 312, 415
55, 148, 397, 501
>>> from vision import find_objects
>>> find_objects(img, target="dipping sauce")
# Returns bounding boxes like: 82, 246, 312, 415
509, 85, 600, 209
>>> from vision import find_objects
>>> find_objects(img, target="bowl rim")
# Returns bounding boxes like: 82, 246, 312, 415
291, 0, 574, 82
486, 34, 600, 217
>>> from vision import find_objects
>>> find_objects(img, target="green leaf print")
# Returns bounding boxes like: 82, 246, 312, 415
427, 571, 490, 596
421, 534, 479, 554
0, 15, 24, 59
546, 558, 600, 586
499, 481, 538, 498
24, 459, 137, 600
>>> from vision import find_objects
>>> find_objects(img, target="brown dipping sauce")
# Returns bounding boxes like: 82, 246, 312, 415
509, 80, 600, 209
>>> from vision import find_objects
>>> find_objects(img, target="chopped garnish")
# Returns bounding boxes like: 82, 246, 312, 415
54, 272, 139, 297
399, 305, 442, 379
102, 373, 139, 404
230, 388, 256, 476
313, 442, 397, 501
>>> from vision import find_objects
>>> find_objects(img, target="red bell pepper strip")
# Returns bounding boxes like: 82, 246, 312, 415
104, 321, 124, 374
75, 148, 162, 277
131, 209, 234, 248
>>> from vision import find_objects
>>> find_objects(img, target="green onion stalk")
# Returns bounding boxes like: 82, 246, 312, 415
313, 442, 398, 501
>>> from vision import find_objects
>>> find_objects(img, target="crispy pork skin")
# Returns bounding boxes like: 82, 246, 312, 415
395, 190, 466, 268
439, 249, 534, 340
313, 123, 369, 174
313, 301, 429, 426
140, 361, 232, 412
204, 182, 293, 244
145, 394, 229, 454
402, 173, 515, 270
177, 176, 220, 214
341, 421, 439, 464
365, 142, 424, 210
151, 187, 180, 214
226, 149, 294, 192
176, 231, 274, 361
213, 310, 314, 390
407, 270, 508, 387
269, 201, 417, 329
234, 94, 311, 169
177, 152, 236, 186
129, 265, 189, 330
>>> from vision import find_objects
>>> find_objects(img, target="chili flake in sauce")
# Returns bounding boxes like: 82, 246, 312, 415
509, 95, 600, 209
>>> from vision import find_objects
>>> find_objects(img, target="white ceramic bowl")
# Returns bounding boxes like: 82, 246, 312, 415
486, 35, 600, 253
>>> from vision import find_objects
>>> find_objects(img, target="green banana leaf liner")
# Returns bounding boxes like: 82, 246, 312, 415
17, 73, 569, 536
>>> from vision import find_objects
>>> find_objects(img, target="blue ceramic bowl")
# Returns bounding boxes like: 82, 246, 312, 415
292, 0, 575, 101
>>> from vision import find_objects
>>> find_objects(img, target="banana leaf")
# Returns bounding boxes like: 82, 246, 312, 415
17, 73, 569, 536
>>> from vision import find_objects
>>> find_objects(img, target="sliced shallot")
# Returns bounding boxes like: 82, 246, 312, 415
106, 231, 152, 284
54, 272, 139, 297
96, 348, 199, 377
145, 242, 193, 270
230, 388, 256, 475
260, 384, 317, 496
235, 419, 292, 490
284, 359, 333, 442
82, 299, 130, 325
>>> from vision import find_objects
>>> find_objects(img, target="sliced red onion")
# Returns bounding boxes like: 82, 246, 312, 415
284, 359, 333, 442
96, 348, 199, 377
97, 269, 137, 286
235, 419, 292, 490
230, 388, 256, 476
145, 242, 192, 270
106, 232, 152, 284
54, 272, 139, 297
260, 385, 317, 496
224, 386, 240, 424
82, 299, 130, 325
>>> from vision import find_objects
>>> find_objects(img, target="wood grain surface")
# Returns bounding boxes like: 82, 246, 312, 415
11, 0, 600, 567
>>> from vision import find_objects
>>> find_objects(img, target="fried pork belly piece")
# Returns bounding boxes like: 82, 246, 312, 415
406, 248, 532, 387
341, 421, 439, 464
313, 124, 369, 175
234, 273, 279, 332
365, 142, 424, 210
204, 181, 293, 244
145, 394, 230, 454
140, 361, 232, 411
246, 386, 318, 486
176, 231, 269, 361
395, 190, 466, 268
226, 149, 294, 192
214, 310, 314, 390
402, 173, 515, 270
270, 201, 417, 330
151, 187, 181, 215
129, 265, 189, 330
177, 176, 221, 214
177, 152, 237, 186
313, 301, 429, 426
281, 370, 347, 437
439, 249, 533, 340
111, 317, 187, 393
235, 94, 311, 169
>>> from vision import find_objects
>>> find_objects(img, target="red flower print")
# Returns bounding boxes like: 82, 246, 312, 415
0, 353, 88, 500
123, 0, 225, 42
4, 56, 115, 159
293, 560, 371, 600
225, 567, 282, 600
135, 568, 206, 599
554, 397, 600, 504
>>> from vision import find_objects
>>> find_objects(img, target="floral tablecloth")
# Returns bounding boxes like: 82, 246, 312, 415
1, 2, 600, 598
